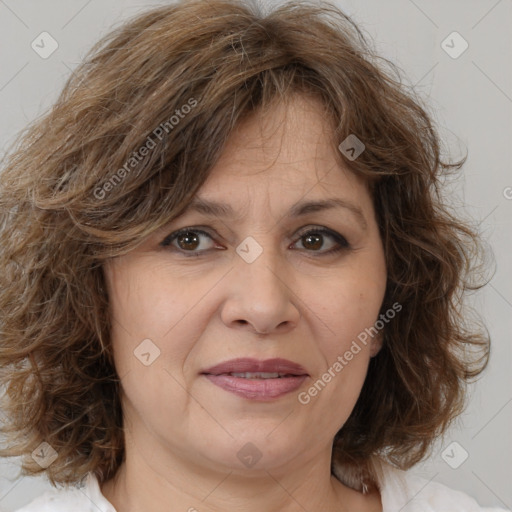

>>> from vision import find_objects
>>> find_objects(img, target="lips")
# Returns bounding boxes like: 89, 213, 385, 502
201, 358, 309, 400
201, 357, 309, 377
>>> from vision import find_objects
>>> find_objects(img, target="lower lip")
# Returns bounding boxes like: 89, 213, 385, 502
203, 374, 308, 400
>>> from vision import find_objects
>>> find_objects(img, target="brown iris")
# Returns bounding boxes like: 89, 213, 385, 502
302, 233, 323, 250
177, 232, 200, 251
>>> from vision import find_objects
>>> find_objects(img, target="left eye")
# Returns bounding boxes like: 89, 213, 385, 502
160, 227, 350, 256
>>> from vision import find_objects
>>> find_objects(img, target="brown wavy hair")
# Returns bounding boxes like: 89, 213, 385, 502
0, 0, 490, 493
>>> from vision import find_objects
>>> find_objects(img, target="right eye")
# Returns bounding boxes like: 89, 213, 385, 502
160, 228, 220, 256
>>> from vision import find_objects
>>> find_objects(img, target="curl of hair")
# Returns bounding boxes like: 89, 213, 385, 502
0, 0, 491, 493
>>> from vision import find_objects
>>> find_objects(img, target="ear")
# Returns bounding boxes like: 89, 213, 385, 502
369, 330, 384, 358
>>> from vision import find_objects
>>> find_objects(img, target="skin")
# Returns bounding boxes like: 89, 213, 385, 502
101, 93, 387, 512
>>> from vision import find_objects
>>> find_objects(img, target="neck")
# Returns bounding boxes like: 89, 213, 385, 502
100, 447, 381, 512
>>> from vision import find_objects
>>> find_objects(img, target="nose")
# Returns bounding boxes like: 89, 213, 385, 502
220, 241, 301, 335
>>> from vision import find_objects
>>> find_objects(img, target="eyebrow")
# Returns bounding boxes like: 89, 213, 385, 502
180, 197, 368, 230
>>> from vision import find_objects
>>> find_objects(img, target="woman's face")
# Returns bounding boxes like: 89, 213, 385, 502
103, 94, 387, 477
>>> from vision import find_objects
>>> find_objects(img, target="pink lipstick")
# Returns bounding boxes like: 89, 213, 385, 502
201, 357, 309, 401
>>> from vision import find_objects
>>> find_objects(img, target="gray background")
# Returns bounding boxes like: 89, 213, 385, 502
0, 0, 511, 510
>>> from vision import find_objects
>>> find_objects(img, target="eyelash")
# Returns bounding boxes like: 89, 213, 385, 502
160, 226, 350, 257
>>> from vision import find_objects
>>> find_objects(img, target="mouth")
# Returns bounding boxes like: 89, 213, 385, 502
201, 358, 309, 401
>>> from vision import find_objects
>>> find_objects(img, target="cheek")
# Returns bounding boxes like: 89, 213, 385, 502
300, 280, 382, 429
105, 261, 215, 381
105, 268, 201, 426
305, 252, 386, 402
107, 258, 199, 342
314, 267, 385, 346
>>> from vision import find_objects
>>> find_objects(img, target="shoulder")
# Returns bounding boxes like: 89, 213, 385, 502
13, 473, 116, 512
13, 488, 91, 512
379, 462, 510, 512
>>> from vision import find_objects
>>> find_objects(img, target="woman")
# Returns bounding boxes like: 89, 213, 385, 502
0, 1, 507, 511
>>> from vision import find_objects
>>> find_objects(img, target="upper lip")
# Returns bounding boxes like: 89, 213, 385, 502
202, 358, 309, 376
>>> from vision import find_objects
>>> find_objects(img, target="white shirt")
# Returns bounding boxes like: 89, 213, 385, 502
13, 463, 510, 512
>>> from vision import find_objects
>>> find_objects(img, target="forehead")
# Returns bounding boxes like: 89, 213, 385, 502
165, 95, 376, 236
217, 93, 337, 171
193, 93, 372, 216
